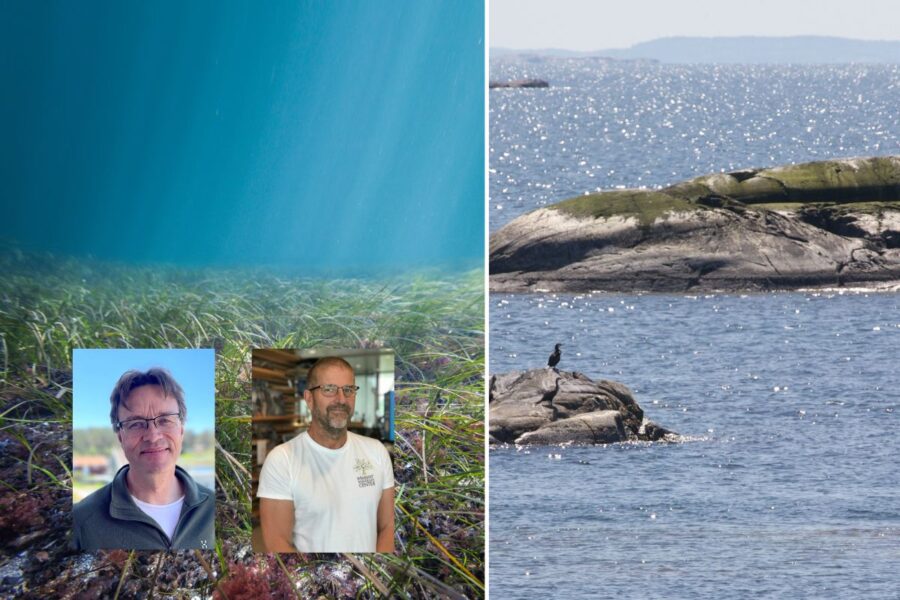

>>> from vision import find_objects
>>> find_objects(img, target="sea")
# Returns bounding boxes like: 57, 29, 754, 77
1, 2, 483, 274
490, 59, 899, 231
489, 58, 900, 599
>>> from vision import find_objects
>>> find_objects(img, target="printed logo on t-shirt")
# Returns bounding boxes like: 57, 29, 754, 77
354, 458, 375, 488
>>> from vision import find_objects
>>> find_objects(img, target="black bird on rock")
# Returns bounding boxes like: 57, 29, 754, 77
534, 377, 563, 420
535, 377, 562, 406
547, 343, 562, 369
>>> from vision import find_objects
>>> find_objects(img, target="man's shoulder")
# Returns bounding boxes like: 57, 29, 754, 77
176, 467, 215, 505
73, 480, 115, 536
347, 431, 380, 446
195, 482, 215, 499
74, 480, 113, 516
271, 432, 307, 457
188, 475, 216, 503
261, 433, 306, 470
348, 432, 390, 456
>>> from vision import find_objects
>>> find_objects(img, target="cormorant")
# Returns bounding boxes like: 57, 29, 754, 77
535, 377, 562, 420
535, 377, 562, 406
547, 343, 562, 369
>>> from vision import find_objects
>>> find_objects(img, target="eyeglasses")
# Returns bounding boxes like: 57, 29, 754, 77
308, 384, 359, 397
116, 413, 182, 434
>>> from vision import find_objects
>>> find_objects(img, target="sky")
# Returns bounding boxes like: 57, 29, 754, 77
1, 2, 484, 272
73, 348, 215, 432
490, 0, 900, 51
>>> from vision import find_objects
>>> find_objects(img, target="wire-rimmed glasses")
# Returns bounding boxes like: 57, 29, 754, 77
115, 413, 182, 435
308, 384, 359, 397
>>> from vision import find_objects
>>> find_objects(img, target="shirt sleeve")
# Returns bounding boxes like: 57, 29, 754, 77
380, 443, 395, 490
256, 444, 294, 500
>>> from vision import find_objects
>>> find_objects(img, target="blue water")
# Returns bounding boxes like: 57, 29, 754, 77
490, 60, 900, 231
490, 59, 900, 598
1, 2, 483, 272
490, 292, 900, 599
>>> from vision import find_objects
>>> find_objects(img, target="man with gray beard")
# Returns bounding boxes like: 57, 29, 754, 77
257, 356, 395, 552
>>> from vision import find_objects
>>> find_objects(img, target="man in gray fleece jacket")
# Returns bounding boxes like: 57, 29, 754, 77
72, 368, 214, 550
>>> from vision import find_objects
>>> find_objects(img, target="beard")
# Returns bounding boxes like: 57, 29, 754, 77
316, 403, 351, 434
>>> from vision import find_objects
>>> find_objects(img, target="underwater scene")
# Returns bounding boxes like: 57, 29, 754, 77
1, 2, 484, 598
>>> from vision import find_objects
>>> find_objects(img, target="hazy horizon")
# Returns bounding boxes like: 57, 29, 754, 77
491, 33, 900, 53
491, 0, 900, 52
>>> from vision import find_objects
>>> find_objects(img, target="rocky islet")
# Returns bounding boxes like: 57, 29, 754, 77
490, 156, 900, 292
489, 369, 676, 446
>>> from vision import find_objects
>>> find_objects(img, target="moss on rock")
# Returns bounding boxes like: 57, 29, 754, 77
675, 171, 788, 204
765, 157, 900, 204
551, 189, 702, 226
544, 156, 900, 221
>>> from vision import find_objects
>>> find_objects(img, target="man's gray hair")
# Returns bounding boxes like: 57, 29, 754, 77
110, 367, 186, 429
307, 356, 354, 388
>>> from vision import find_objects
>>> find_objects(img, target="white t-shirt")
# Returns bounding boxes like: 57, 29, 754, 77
131, 494, 185, 541
257, 431, 394, 552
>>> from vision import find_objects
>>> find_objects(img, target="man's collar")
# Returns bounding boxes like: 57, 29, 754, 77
306, 426, 349, 450
109, 464, 209, 520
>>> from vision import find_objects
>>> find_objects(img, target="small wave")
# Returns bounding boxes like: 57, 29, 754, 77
663, 434, 710, 444
504, 434, 711, 450
800, 282, 900, 294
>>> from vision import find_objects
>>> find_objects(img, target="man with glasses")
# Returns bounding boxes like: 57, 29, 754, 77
257, 356, 395, 552
72, 368, 214, 550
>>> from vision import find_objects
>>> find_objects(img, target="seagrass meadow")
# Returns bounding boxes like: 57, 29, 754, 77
0, 248, 485, 599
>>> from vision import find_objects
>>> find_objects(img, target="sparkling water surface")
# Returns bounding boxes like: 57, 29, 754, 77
490, 60, 900, 232
490, 292, 899, 599
490, 58, 900, 599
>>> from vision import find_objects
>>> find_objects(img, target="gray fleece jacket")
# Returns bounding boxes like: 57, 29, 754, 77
72, 465, 215, 550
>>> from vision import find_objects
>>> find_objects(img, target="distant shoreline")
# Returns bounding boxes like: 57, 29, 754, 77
492, 35, 900, 64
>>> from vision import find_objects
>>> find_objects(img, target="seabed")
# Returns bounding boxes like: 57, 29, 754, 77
0, 249, 486, 599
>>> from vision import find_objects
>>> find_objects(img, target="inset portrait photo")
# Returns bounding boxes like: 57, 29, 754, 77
250, 348, 396, 553
72, 348, 215, 550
